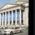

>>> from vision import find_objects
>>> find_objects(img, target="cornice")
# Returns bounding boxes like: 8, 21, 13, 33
0, 4, 25, 11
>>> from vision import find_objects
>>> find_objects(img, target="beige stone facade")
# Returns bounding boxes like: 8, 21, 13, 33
0, 0, 29, 28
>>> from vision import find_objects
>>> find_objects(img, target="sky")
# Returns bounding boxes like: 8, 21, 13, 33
0, 0, 16, 8
0, 0, 28, 8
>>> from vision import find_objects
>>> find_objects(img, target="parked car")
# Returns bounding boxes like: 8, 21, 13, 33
0, 26, 23, 35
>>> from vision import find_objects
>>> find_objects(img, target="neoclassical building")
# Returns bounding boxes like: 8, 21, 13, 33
0, 0, 29, 28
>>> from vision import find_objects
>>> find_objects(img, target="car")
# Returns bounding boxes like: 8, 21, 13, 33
0, 26, 23, 35
0, 29, 14, 35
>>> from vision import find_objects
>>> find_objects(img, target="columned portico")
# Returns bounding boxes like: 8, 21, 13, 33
0, 4, 26, 28
0, 10, 24, 28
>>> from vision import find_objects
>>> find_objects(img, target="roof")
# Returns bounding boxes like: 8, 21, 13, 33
16, 0, 28, 3
0, 2, 29, 11
1, 4, 16, 9
0, 4, 25, 11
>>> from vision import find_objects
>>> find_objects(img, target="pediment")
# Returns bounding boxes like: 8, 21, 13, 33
1, 4, 16, 9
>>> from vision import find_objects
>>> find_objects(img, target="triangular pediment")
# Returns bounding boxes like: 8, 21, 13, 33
1, 4, 16, 9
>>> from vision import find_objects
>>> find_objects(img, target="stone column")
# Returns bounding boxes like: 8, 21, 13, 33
12, 11, 13, 25
0, 13, 1, 26
9, 11, 12, 27
21, 10, 24, 25
20, 9, 21, 25
2, 13, 3, 27
8, 12, 10, 26
11, 11, 12, 25
4, 12, 5, 27
5, 13, 7, 27
1, 13, 2, 27
6, 12, 8, 27
15, 10, 17, 25
23, 10, 24, 25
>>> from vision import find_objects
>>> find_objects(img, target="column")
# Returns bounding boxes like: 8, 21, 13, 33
21, 10, 24, 25
20, 9, 21, 25
0, 13, 1, 26
8, 12, 10, 26
15, 10, 17, 25
5, 12, 7, 27
1, 13, 2, 26
3, 12, 5, 27
13, 10, 15, 25
10, 11, 11, 25
6, 12, 8, 27
11, 11, 12, 25
23, 11, 24, 25
12, 11, 13, 25
2, 13, 3, 27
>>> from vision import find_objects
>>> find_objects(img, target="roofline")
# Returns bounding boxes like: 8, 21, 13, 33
0, 3, 16, 9
0, 4, 25, 11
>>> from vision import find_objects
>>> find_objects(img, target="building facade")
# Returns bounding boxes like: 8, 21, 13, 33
0, 0, 29, 28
